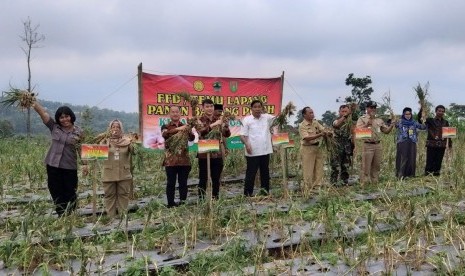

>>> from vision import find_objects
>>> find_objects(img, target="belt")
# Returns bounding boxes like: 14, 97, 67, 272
303, 142, 319, 146
364, 141, 380, 144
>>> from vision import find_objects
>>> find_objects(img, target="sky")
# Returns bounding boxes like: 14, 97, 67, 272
1, 0, 465, 119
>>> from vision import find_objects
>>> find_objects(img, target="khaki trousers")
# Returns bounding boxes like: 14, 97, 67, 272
103, 179, 132, 217
360, 143, 382, 184
301, 145, 324, 194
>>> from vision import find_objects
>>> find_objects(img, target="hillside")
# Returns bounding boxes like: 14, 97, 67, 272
0, 98, 139, 136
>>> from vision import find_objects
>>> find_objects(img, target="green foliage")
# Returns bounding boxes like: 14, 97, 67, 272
188, 239, 250, 274
321, 110, 337, 127
343, 73, 374, 106
124, 257, 151, 276
0, 119, 14, 137
446, 103, 465, 132
448, 103, 465, 117
294, 109, 303, 126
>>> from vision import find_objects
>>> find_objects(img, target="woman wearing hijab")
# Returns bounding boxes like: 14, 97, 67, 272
32, 100, 85, 217
395, 107, 426, 179
100, 119, 134, 218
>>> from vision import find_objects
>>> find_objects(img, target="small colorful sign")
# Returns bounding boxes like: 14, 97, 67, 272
355, 128, 372, 139
198, 139, 220, 153
442, 127, 457, 138
283, 139, 295, 148
272, 133, 290, 146
81, 144, 109, 160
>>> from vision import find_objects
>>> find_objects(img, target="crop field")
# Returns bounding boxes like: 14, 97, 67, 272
1, 132, 465, 275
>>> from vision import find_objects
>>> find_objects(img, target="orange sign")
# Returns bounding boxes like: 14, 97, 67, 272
272, 133, 290, 146
442, 127, 457, 138
354, 128, 372, 139
197, 139, 220, 153
81, 144, 109, 160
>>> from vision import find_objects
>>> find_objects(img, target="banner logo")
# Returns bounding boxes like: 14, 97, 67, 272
213, 81, 222, 92
229, 81, 238, 93
193, 80, 204, 92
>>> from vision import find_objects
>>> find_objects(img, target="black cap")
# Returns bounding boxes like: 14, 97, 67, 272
214, 104, 223, 111
365, 101, 377, 108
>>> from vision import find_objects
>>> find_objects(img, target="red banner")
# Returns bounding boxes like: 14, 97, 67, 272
140, 72, 283, 149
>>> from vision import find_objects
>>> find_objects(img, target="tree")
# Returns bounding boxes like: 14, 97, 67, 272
80, 107, 95, 141
20, 17, 45, 137
294, 109, 304, 126
321, 110, 337, 127
0, 120, 14, 138
344, 73, 374, 106
447, 103, 465, 131
449, 103, 465, 118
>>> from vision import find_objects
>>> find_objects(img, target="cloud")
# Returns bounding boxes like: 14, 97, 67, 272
1, 0, 465, 116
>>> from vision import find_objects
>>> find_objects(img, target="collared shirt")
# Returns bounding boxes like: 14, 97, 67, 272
162, 121, 195, 166
197, 114, 231, 159
425, 117, 452, 148
101, 143, 133, 182
299, 119, 325, 146
44, 118, 83, 170
240, 113, 274, 157
356, 115, 387, 142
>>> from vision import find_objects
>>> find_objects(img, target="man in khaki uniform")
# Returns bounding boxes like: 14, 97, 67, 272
356, 101, 394, 185
298, 107, 328, 195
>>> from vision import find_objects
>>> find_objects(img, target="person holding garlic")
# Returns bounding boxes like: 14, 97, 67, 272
99, 119, 134, 218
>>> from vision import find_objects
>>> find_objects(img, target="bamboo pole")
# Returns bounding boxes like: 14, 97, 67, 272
207, 152, 212, 204
137, 63, 143, 144
206, 152, 214, 238
281, 145, 289, 198
92, 160, 97, 220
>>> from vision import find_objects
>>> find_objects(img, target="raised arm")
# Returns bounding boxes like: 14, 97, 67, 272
32, 101, 51, 124
381, 120, 395, 134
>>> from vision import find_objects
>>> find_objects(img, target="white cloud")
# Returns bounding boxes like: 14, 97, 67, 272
1, 0, 465, 116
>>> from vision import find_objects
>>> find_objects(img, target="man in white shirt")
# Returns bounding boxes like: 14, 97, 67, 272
240, 100, 274, 196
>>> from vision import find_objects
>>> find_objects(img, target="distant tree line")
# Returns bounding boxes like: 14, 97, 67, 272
0, 98, 139, 137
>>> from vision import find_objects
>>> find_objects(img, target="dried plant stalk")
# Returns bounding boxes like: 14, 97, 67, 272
164, 92, 200, 154
177, 91, 199, 115
205, 110, 236, 140
321, 127, 338, 157
382, 90, 397, 123
92, 131, 111, 144
165, 128, 192, 154
270, 101, 296, 132
414, 82, 430, 121
92, 131, 136, 143
1, 88, 37, 110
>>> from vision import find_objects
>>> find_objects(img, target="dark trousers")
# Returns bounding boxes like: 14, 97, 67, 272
244, 154, 270, 196
198, 158, 223, 199
46, 165, 78, 216
396, 140, 417, 179
330, 146, 351, 184
425, 146, 446, 176
165, 166, 191, 206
